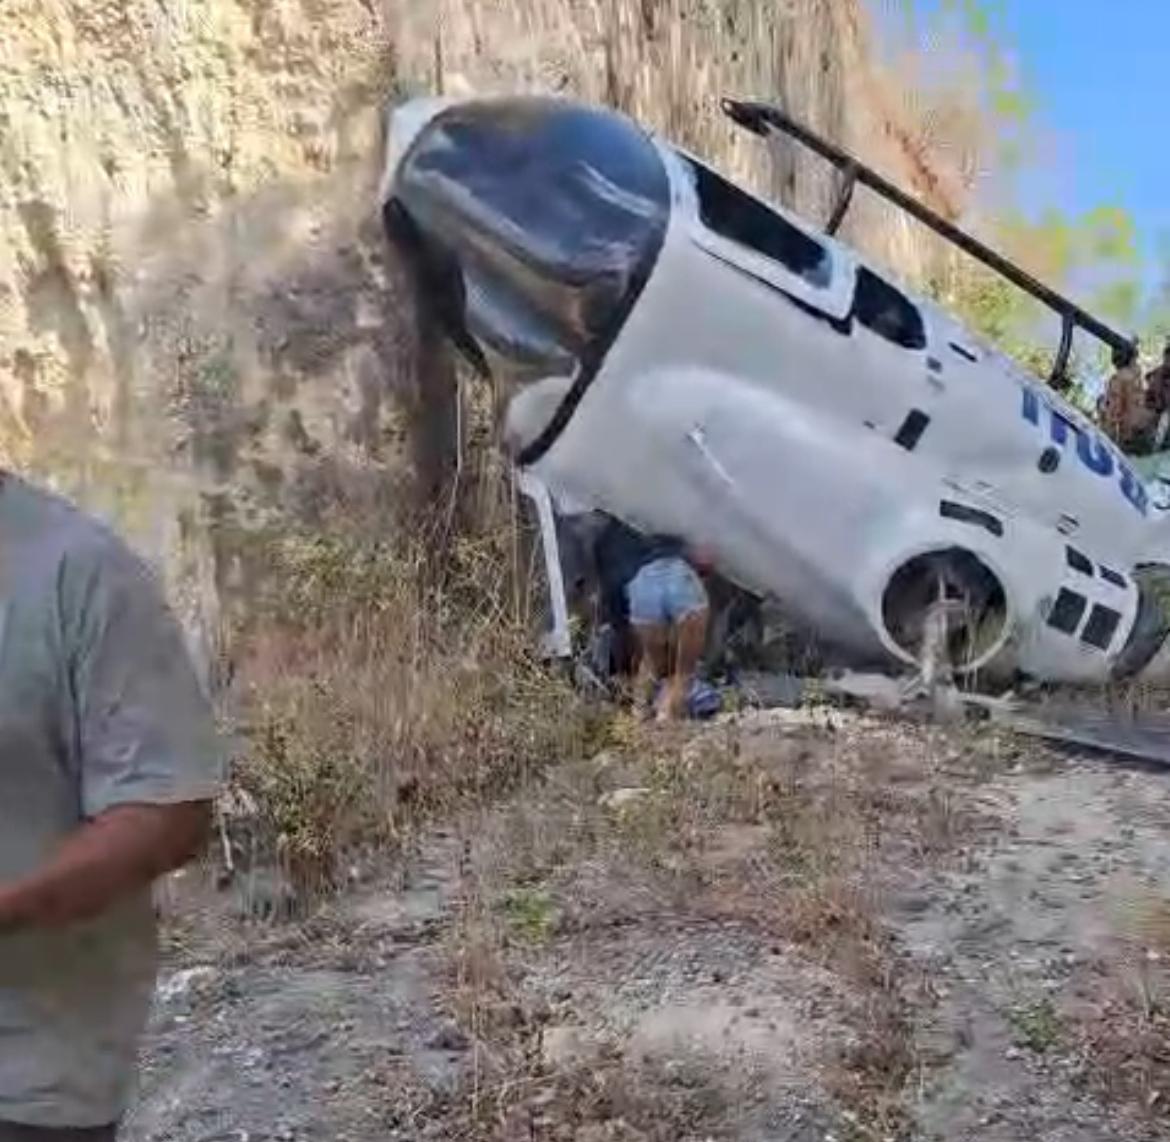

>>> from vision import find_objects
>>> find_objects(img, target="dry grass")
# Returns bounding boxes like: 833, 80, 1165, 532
432, 712, 985, 1137
221, 519, 604, 902
1075, 967, 1170, 1120
1072, 896, 1170, 1121
449, 1055, 744, 1141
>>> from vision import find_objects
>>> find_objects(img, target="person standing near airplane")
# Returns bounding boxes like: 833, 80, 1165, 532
0, 473, 223, 1141
1101, 355, 1152, 452
1145, 341, 1170, 452
592, 514, 711, 721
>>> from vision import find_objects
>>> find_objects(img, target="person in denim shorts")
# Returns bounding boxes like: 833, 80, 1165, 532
593, 515, 710, 720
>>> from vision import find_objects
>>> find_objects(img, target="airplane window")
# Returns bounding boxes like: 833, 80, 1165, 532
682, 157, 832, 289
1100, 565, 1127, 588
894, 409, 930, 451
1081, 604, 1121, 650
1047, 587, 1087, 635
853, 268, 927, 350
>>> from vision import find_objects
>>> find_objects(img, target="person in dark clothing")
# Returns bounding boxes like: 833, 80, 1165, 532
593, 517, 681, 643
592, 514, 710, 719
1146, 341, 1170, 452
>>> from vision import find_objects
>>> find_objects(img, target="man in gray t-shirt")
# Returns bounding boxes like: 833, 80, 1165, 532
0, 474, 224, 1140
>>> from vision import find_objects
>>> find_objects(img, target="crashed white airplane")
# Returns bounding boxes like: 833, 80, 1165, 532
378, 93, 1170, 690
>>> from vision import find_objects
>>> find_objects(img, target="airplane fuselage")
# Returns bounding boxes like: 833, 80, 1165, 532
381, 93, 1170, 685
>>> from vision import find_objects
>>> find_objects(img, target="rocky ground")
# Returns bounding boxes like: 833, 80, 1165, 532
124, 707, 1170, 1141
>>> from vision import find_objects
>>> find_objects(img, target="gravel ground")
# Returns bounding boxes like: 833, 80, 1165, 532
124, 714, 1170, 1141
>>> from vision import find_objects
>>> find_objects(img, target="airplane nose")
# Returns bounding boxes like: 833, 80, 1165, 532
378, 95, 453, 206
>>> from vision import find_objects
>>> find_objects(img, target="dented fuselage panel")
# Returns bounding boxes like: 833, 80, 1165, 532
379, 93, 1170, 686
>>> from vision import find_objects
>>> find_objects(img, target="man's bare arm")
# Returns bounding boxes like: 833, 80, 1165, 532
0, 801, 211, 931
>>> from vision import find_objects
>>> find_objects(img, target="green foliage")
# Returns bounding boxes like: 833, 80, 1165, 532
1083, 206, 1140, 267
939, 204, 1146, 391
894, 0, 1030, 141
498, 887, 559, 944
196, 350, 237, 399
954, 0, 995, 42
943, 0, 1034, 140
905, 0, 1153, 387
1009, 997, 1063, 1053
1098, 281, 1142, 328
1139, 236, 1170, 353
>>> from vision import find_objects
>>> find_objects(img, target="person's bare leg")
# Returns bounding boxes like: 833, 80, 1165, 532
662, 607, 709, 720
632, 622, 670, 718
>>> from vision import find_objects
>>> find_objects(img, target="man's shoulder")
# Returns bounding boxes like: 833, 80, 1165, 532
0, 476, 154, 593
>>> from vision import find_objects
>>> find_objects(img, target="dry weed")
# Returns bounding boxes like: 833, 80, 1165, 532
224, 522, 601, 901
453, 1054, 743, 1141
1072, 895, 1170, 1121
437, 714, 972, 1137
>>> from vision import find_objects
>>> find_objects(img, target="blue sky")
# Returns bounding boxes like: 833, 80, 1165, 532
907, 0, 1167, 272
889, 1, 1167, 354
1000, 1, 1167, 255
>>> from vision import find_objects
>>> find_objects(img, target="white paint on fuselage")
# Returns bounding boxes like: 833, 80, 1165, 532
522, 135, 1159, 680
381, 94, 1169, 682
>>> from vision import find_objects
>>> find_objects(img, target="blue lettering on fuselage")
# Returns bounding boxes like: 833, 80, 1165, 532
1020, 384, 1148, 515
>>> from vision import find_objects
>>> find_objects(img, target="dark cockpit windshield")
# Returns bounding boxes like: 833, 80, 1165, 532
387, 97, 671, 382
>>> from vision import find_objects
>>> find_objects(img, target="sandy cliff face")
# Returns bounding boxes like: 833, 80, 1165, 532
0, 0, 980, 668
394, 0, 979, 270
0, 0, 391, 456
0, 0, 398, 667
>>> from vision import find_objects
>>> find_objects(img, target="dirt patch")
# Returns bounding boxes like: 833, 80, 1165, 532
126, 710, 1170, 1140
898, 758, 1170, 1140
